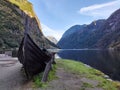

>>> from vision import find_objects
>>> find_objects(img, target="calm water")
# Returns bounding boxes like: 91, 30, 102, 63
58, 49, 120, 81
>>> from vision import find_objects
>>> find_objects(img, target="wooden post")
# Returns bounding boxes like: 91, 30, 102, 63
41, 60, 52, 82
41, 54, 55, 82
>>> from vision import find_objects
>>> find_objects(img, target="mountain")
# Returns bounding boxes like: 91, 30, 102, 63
46, 36, 58, 44
57, 8, 120, 49
95, 9, 120, 49
0, 0, 57, 50
57, 20, 105, 49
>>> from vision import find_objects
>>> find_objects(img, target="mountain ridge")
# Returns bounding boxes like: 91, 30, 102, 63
57, 19, 105, 49
57, 8, 120, 49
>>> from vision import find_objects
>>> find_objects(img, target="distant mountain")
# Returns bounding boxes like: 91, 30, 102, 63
57, 9, 120, 49
95, 9, 120, 49
57, 19, 105, 49
46, 36, 58, 44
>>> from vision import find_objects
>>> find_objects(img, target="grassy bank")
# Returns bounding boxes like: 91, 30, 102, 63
33, 59, 120, 90
57, 59, 120, 90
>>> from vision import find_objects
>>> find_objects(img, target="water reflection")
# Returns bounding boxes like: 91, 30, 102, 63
58, 49, 120, 81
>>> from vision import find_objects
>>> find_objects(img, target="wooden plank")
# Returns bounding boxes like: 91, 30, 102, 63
41, 54, 55, 82
41, 59, 52, 82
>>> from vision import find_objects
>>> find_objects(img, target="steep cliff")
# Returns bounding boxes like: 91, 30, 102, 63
0, 0, 57, 50
95, 9, 120, 49
81, 8, 120, 49
57, 20, 105, 49
58, 8, 120, 49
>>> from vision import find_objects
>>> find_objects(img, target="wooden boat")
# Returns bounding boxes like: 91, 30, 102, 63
17, 33, 52, 78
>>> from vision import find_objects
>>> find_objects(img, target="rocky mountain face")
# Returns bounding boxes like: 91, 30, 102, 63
95, 9, 120, 49
0, 0, 57, 50
46, 36, 58, 44
57, 20, 105, 49
57, 8, 120, 49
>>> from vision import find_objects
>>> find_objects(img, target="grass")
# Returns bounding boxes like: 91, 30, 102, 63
8, 0, 42, 33
80, 82, 93, 90
9, 0, 35, 17
32, 59, 120, 90
33, 72, 47, 88
33, 64, 57, 88
56, 59, 120, 90
82, 82, 93, 88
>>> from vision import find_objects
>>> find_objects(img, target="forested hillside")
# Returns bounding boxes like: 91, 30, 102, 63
0, 0, 57, 50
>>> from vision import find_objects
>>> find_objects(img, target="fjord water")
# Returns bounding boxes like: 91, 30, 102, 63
58, 49, 120, 81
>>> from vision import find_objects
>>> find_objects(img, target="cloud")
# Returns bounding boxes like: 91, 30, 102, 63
79, 0, 120, 18
41, 24, 64, 41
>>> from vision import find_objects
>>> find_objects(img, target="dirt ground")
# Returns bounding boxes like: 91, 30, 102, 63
40, 67, 104, 90
0, 57, 29, 90
0, 57, 104, 90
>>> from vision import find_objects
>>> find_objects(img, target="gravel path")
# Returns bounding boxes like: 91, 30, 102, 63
41, 67, 103, 90
0, 56, 104, 90
0, 58, 28, 90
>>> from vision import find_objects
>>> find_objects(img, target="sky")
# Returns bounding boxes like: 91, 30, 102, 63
29, 0, 120, 40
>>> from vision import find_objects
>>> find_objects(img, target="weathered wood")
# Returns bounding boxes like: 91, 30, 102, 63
41, 60, 52, 82
41, 54, 55, 82
18, 34, 52, 77
51, 53, 56, 64
17, 17, 52, 78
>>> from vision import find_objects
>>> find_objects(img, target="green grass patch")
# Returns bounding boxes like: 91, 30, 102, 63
47, 64, 57, 81
82, 82, 93, 88
56, 59, 104, 77
56, 59, 120, 90
33, 64, 57, 88
9, 0, 35, 16
80, 82, 93, 90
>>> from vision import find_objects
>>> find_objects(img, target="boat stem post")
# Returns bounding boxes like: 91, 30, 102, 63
41, 53, 55, 82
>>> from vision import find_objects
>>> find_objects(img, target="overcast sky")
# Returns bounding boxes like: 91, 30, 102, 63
29, 0, 120, 40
